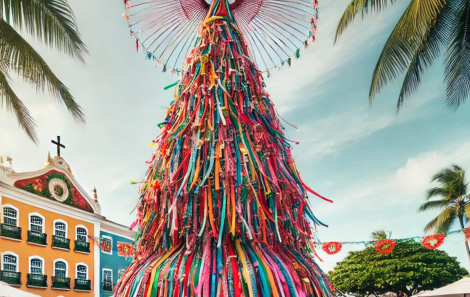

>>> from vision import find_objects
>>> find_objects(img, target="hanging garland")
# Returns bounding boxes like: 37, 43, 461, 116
422, 234, 445, 249
374, 239, 396, 255
322, 242, 342, 255
87, 235, 100, 247
317, 228, 466, 246
87, 235, 135, 254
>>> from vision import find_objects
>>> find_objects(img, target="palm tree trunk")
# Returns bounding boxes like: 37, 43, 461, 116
459, 216, 470, 263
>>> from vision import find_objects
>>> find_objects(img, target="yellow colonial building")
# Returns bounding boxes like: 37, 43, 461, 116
0, 152, 133, 297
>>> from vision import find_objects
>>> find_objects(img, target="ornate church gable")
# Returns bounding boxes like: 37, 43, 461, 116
14, 169, 94, 213
4, 153, 101, 214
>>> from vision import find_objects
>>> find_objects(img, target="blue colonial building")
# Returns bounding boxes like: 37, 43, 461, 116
99, 219, 135, 296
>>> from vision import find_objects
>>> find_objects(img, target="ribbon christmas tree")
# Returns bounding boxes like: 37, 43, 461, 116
116, 1, 336, 297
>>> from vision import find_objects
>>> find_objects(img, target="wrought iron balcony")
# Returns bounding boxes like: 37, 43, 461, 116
52, 235, 70, 251
51, 276, 71, 290
102, 281, 114, 292
26, 274, 47, 288
27, 230, 47, 246
74, 240, 90, 254
0, 270, 22, 286
0, 223, 22, 241
74, 279, 91, 291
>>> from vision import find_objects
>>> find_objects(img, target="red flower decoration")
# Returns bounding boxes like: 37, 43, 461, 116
422, 234, 445, 249
465, 228, 470, 241
322, 242, 342, 255
374, 239, 396, 255
117, 242, 135, 258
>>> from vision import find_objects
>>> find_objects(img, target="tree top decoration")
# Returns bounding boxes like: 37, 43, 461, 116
123, 0, 318, 73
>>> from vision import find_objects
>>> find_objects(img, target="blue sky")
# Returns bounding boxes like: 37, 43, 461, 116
1, 0, 470, 273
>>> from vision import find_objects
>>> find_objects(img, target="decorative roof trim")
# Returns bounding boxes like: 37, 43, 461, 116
0, 182, 103, 224
4, 154, 101, 215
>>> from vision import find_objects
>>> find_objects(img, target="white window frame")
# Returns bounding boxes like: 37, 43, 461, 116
2, 204, 19, 226
1, 251, 19, 272
102, 268, 113, 285
53, 219, 68, 238
75, 225, 88, 241
53, 258, 69, 277
75, 262, 88, 280
101, 235, 113, 255
28, 212, 45, 233
28, 255, 45, 275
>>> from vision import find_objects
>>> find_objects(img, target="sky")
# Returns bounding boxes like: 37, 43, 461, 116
1, 0, 470, 273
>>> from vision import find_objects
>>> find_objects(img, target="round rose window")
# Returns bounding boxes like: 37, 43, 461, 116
48, 178, 69, 202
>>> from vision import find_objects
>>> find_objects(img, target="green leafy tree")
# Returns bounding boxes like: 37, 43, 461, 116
418, 164, 470, 261
0, 0, 87, 143
328, 241, 468, 297
335, 0, 470, 110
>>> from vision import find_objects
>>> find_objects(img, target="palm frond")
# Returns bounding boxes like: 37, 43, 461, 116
0, 62, 38, 143
465, 202, 470, 220
369, 0, 447, 101
334, 0, 392, 44
0, 19, 85, 123
424, 216, 439, 232
424, 205, 457, 234
0, 0, 87, 62
426, 187, 453, 200
435, 206, 457, 234
431, 165, 468, 198
371, 230, 388, 241
418, 199, 451, 212
397, 3, 453, 109
444, 0, 470, 109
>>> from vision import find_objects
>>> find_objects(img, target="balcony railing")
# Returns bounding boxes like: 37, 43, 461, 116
52, 235, 70, 251
0, 270, 22, 286
27, 230, 47, 246
51, 276, 71, 290
26, 274, 47, 288
0, 223, 22, 240
102, 281, 114, 292
74, 279, 91, 291
74, 240, 90, 254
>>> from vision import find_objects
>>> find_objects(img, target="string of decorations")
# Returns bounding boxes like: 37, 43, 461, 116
318, 228, 469, 255
87, 236, 135, 257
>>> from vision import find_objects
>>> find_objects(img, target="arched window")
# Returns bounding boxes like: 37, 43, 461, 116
29, 257, 44, 275
29, 214, 44, 233
1, 252, 18, 272
76, 226, 88, 242
54, 260, 68, 277
76, 263, 88, 280
102, 269, 113, 292
54, 220, 67, 238
3, 206, 18, 226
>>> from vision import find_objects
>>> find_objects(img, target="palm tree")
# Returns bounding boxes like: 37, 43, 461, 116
371, 230, 388, 241
335, 0, 470, 111
418, 165, 470, 261
0, 0, 87, 143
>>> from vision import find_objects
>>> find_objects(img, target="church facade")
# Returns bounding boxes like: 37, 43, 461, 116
0, 153, 135, 296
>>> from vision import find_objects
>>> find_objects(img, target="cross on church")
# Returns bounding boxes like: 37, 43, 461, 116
51, 136, 66, 157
